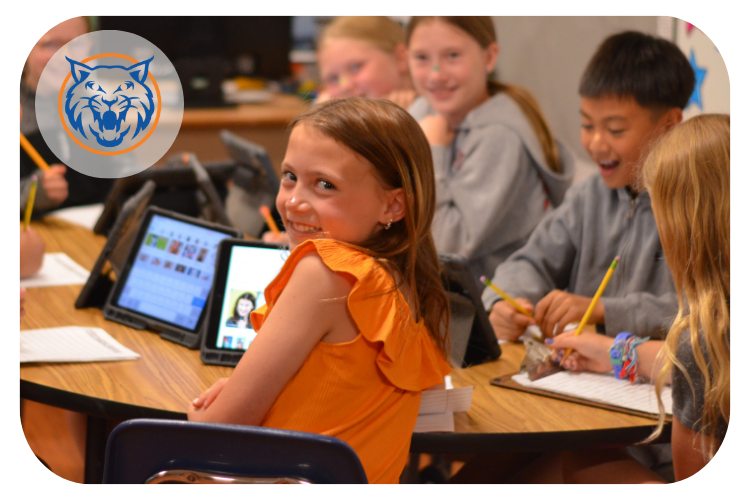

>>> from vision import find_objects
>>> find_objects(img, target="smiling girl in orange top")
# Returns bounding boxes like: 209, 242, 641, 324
189, 98, 451, 483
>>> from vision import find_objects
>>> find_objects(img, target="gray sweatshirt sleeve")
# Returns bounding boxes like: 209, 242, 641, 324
431, 127, 547, 262
600, 291, 676, 338
20, 169, 58, 218
481, 184, 584, 311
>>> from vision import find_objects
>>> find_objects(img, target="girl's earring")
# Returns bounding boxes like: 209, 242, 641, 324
384, 219, 393, 230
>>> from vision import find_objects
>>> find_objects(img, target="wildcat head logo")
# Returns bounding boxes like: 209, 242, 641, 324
61, 55, 159, 153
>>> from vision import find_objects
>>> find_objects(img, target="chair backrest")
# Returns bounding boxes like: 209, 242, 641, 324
103, 419, 368, 484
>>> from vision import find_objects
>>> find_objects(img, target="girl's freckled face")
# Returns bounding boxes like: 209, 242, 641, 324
277, 123, 391, 251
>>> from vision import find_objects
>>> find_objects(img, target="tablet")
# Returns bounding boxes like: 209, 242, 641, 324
219, 129, 280, 192
75, 180, 156, 310
93, 158, 238, 236
103, 207, 243, 349
201, 239, 289, 367
439, 254, 502, 367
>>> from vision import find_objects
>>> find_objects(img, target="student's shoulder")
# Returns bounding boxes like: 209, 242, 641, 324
561, 172, 614, 205
289, 243, 357, 298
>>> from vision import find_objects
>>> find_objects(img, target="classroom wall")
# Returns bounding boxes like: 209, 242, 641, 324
490, 17, 660, 184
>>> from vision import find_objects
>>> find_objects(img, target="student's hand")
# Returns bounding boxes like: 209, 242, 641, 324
419, 115, 455, 146
488, 298, 535, 342
20, 226, 45, 279
189, 378, 229, 419
20, 288, 27, 318
261, 231, 290, 245
386, 89, 417, 110
42, 165, 69, 204
535, 290, 605, 339
546, 331, 614, 373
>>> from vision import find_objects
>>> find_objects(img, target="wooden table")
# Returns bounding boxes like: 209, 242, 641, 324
163, 94, 310, 171
20, 219, 666, 482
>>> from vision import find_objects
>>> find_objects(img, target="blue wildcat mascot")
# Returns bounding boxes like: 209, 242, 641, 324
64, 56, 156, 148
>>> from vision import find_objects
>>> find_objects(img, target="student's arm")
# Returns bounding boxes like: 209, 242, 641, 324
600, 290, 678, 339
188, 252, 357, 425
671, 416, 720, 481
429, 127, 552, 266
481, 181, 585, 311
547, 331, 667, 382
20, 167, 68, 218
20, 226, 45, 279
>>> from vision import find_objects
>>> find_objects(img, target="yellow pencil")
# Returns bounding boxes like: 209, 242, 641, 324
24, 177, 38, 231
480, 275, 533, 318
20, 133, 50, 172
559, 256, 620, 364
259, 205, 280, 235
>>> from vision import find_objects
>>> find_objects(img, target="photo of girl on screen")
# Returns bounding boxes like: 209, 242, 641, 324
225, 292, 256, 329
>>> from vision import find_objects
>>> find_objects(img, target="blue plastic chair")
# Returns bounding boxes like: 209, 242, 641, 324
102, 419, 368, 484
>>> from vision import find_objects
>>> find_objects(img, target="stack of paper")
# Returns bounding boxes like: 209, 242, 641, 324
20, 326, 140, 363
414, 385, 473, 433
48, 203, 104, 230
20, 253, 89, 288
512, 370, 672, 415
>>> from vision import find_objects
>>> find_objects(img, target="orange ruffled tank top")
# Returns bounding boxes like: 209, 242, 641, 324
250, 239, 451, 484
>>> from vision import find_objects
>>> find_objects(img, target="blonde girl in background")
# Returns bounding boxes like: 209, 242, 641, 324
317, 16, 416, 108
406, 16, 575, 281
543, 114, 730, 482
262, 16, 417, 246
190, 98, 451, 483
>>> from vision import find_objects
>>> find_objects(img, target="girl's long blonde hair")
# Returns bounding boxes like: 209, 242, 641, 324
643, 114, 730, 459
290, 98, 450, 357
319, 16, 405, 54
405, 16, 561, 173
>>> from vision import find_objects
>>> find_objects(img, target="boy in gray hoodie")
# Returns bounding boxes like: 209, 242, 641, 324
482, 31, 695, 341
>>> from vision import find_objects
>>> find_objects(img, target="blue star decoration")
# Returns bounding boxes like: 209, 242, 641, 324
688, 49, 708, 111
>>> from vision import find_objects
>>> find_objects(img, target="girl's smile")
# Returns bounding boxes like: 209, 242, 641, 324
277, 122, 403, 251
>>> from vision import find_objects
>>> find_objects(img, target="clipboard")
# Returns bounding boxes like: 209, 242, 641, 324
490, 374, 672, 421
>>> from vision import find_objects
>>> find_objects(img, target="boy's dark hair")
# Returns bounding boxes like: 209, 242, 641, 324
579, 31, 695, 111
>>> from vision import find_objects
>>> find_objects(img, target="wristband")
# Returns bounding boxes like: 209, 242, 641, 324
610, 332, 650, 383
609, 332, 632, 378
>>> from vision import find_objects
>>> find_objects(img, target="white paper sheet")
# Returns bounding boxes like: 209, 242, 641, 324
20, 253, 89, 288
414, 412, 454, 433
20, 326, 140, 363
48, 203, 104, 230
512, 370, 672, 415
419, 386, 473, 415
413, 385, 473, 433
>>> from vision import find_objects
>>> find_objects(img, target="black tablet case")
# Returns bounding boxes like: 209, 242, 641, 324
102, 206, 243, 349
200, 239, 289, 367
75, 180, 156, 310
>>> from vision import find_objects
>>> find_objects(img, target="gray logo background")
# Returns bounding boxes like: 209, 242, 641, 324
35, 30, 184, 178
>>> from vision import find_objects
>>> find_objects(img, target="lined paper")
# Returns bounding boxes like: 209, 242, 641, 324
20, 326, 140, 363
20, 253, 89, 288
414, 385, 473, 433
512, 370, 672, 415
414, 412, 455, 433
419, 386, 473, 415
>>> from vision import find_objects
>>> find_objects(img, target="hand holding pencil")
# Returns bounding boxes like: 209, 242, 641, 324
482, 276, 536, 342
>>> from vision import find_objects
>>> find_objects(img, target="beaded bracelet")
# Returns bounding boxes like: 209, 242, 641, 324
609, 332, 650, 383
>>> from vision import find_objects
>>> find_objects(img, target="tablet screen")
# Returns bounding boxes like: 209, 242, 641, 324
115, 213, 232, 331
213, 244, 288, 351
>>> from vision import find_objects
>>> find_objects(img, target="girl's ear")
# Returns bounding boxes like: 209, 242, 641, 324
382, 188, 406, 224
484, 42, 499, 74
393, 43, 409, 75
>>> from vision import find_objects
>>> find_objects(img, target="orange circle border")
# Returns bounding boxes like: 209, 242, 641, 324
57, 53, 162, 156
